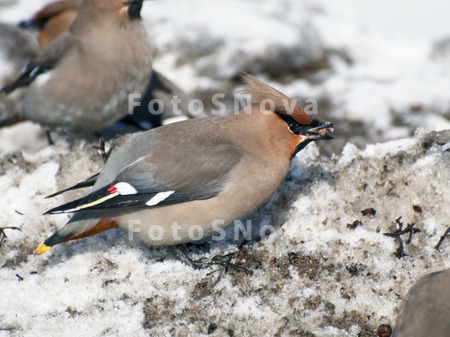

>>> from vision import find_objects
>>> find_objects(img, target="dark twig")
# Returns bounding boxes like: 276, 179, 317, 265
435, 226, 450, 251
384, 217, 421, 258
0, 226, 21, 244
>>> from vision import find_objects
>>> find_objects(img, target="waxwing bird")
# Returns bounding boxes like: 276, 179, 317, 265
393, 269, 450, 336
12, 0, 199, 132
1, 0, 152, 134
35, 75, 334, 255
18, 0, 82, 49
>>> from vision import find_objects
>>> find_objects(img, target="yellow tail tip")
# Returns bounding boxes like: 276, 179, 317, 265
35, 243, 51, 255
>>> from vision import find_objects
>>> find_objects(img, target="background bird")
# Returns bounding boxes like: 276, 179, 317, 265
11, 0, 197, 133
393, 268, 450, 336
1, 0, 153, 135
35, 74, 334, 255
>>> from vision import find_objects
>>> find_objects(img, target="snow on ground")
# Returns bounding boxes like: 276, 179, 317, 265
0, 0, 450, 336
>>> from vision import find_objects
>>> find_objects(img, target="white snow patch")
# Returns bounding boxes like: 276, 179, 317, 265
361, 137, 418, 159
0, 121, 47, 156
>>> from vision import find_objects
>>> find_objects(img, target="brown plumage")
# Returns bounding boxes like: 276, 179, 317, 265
10, 0, 199, 132
241, 73, 313, 125
3, 0, 152, 134
35, 75, 334, 255
63, 218, 119, 243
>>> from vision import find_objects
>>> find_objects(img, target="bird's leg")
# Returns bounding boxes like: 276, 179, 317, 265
92, 137, 113, 163
206, 248, 254, 277
174, 245, 208, 270
175, 239, 253, 276
45, 129, 54, 146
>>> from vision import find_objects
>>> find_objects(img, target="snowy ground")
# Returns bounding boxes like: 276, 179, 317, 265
1, 0, 450, 336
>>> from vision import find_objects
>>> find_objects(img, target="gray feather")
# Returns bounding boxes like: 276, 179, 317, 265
48, 118, 243, 213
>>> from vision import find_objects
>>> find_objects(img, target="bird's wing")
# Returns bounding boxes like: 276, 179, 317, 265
0, 32, 76, 93
46, 173, 100, 198
0, 62, 47, 93
45, 138, 242, 214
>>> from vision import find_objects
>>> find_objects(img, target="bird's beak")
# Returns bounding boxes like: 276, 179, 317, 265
303, 120, 334, 140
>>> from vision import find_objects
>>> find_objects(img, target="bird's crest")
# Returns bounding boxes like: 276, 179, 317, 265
241, 73, 313, 125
